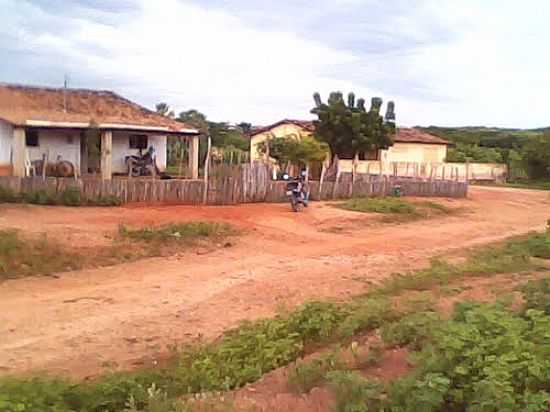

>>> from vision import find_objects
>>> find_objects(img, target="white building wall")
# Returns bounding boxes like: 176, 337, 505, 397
0, 119, 14, 166
27, 129, 81, 169
111, 132, 167, 174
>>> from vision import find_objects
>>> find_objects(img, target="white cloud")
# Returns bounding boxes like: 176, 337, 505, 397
2, 0, 550, 128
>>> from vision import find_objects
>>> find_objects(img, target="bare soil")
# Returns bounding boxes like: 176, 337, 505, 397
0, 186, 549, 379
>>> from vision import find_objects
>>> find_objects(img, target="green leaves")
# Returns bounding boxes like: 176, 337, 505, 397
311, 91, 395, 159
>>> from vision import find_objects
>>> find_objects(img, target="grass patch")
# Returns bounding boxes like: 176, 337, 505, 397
0, 222, 237, 280
336, 197, 456, 224
118, 222, 235, 243
2, 231, 550, 411
338, 197, 417, 214
0, 230, 82, 278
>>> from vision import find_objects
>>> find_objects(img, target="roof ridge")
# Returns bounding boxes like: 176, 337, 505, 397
0, 82, 115, 95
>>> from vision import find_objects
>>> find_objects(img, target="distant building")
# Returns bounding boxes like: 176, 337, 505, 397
249, 119, 451, 164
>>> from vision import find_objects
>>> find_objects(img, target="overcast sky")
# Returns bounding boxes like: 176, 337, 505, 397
1, 0, 549, 128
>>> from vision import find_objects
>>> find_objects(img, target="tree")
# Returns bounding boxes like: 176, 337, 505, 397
311, 92, 395, 160
258, 134, 329, 170
177, 109, 209, 135
237, 122, 252, 134
523, 132, 550, 179
155, 102, 174, 118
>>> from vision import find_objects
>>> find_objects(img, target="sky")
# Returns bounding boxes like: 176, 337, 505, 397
1, 0, 549, 128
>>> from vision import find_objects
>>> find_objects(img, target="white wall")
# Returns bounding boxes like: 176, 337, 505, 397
111, 132, 167, 174
27, 129, 81, 169
382, 143, 447, 163
0, 119, 13, 166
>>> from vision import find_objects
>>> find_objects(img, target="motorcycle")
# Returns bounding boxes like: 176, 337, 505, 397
283, 172, 309, 212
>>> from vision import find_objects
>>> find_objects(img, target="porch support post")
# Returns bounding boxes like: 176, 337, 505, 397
100, 130, 113, 180
188, 135, 199, 179
12, 127, 26, 177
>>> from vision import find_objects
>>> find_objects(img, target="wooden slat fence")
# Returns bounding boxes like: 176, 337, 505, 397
0, 163, 468, 205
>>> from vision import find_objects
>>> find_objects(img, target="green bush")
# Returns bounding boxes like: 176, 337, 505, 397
0, 186, 19, 203
59, 187, 83, 206
327, 371, 385, 412
381, 311, 441, 350
287, 351, 344, 393
521, 278, 550, 314
22, 189, 57, 205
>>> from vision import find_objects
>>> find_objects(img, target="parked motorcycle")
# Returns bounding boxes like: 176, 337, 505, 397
125, 146, 159, 177
283, 172, 309, 212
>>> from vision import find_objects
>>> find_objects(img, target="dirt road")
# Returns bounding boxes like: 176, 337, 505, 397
0, 186, 548, 378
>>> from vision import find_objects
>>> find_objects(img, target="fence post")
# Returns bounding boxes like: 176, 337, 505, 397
465, 160, 470, 184
332, 156, 341, 199
319, 160, 326, 201
202, 136, 211, 204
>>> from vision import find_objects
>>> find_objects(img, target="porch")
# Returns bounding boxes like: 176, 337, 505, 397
11, 125, 200, 180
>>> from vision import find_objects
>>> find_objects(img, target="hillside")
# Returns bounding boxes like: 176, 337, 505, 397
417, 126, 548, 148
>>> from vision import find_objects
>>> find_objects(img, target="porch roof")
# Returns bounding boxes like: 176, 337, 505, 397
0, 83, 199, 135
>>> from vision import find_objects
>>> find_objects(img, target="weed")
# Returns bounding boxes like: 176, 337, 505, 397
0, 230, 81, 279
381, 311, 441, 350
0, 186, 18, 203
339, 197, 416, 214
521, 277, 550, 314
22, 189, 57, 205
59, 187, 83, 206
327, 371, 385, 412
119, 222, 236, 243
287, 350, 344, 393
0, 186, 122, 207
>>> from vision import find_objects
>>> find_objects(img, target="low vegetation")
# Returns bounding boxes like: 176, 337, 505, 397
337, 196, 455, 223
0, 230, 82, 278
119, 222, 235, 243
0, 186, 121, 207
2, 231, 549, 411
0, 222, 237, 280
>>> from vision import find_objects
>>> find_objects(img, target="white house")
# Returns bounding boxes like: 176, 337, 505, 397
0, 83, 200, 179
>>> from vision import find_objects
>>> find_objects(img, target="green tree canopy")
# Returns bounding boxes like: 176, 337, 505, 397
177, 109, 209, 135
311, 92, 396, 159
446, 143, 504, 163
258, 135, 329, 168
523, 132, 550, 179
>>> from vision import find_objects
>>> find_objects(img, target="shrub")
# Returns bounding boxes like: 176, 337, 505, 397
381, 311, 441, 350
22, 189, 57, 205
521, 278, 550, 314
326, 371, 385, 412
287, 351, 344, 393
0, 186, 19, 203
59, 187, 83, 206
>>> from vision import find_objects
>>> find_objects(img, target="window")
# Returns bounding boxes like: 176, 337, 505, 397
129, 134, 148, 150
359, 149, 379, 161
25, 129, 39, 147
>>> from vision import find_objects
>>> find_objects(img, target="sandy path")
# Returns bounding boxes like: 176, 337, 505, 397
0, 186, 548, 378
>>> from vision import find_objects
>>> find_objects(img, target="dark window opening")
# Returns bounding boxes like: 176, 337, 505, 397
359, 149, 379, 161
129, 134, 148, 150
26, 129, 39, 147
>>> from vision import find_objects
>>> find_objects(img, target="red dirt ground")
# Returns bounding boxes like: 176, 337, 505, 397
0, 186, 549, 379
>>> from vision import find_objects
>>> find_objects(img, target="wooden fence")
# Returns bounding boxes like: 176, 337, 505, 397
0, 163, 468, 205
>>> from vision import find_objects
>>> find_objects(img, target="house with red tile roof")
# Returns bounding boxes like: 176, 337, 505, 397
0, 83, 200, 179
249, 118, 451, 164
